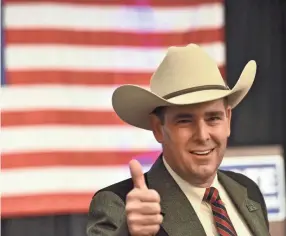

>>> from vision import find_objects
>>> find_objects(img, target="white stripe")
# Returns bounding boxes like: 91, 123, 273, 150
1, 166, 133, 195
1, 86, 147, 111
5, 3, 223, 32
1, 126, 161, 153
6, 43, 225, 71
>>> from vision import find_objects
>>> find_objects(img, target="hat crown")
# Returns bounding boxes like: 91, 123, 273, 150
150, 44, 226, 98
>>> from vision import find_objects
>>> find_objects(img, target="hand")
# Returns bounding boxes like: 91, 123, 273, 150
126, 160, 163, 236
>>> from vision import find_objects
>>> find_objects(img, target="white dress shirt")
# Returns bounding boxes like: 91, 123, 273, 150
162, 157, 253, 236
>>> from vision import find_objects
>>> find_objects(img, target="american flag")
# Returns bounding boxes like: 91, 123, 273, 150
2, 0, 225, 217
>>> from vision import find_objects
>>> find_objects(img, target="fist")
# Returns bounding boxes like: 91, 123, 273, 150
126, 160, 163, 236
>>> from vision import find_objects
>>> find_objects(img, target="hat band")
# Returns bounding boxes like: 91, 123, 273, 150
163, 85, 229, 99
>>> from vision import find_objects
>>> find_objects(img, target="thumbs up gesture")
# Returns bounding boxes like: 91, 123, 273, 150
126, 160, 163, 236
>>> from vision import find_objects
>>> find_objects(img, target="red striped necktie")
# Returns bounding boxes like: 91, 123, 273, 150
203, 187, 238, 236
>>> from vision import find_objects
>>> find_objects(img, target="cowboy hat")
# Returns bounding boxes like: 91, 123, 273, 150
112, 43, 257, 130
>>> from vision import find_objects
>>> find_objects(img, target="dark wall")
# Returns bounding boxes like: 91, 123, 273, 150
225, 0, 285, 147
1, 215, 88, 236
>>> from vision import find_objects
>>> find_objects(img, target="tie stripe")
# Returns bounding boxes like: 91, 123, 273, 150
215, 222, 236, 236
203, 187, 237, 236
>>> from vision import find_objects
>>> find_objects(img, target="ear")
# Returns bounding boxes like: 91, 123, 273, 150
149, 114, 164, 143
226, 106, 232, 137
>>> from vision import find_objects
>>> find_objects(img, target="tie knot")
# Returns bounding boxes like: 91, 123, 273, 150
203, 187, 221, 204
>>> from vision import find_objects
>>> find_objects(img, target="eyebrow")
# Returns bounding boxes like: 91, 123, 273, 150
173, 110, 225, 120
205, 111, 225, 117
173, 113, 193, 120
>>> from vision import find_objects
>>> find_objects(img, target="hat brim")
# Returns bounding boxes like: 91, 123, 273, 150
112, 60, 257, 130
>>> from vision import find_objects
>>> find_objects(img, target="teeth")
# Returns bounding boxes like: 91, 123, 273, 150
192, 150, 212, 155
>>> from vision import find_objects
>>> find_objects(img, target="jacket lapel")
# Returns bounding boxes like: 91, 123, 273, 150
147, 156, 206, 236
218, 171, 270, 236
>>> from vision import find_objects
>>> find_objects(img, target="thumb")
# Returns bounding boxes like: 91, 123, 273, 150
129, 159, 147, 189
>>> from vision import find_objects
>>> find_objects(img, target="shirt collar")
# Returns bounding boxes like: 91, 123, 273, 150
162, 156, 221, 212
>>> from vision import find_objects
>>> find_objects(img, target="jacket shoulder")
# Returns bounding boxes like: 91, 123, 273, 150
220, 169, 260, 191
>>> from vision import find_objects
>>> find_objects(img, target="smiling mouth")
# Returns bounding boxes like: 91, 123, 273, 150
190, 148, 215, 156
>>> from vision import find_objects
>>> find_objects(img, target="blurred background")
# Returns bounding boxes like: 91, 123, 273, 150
1, 0, 286, 235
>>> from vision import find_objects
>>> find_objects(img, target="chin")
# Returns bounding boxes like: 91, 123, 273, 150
196, 165, 216, 178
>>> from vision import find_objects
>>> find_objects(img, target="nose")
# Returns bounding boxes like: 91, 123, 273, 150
193, 121, 210, 143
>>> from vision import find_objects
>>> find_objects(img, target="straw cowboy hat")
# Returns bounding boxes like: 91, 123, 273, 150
112, 43, 257, 130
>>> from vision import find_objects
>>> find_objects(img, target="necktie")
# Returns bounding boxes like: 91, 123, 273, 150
203, 187, 237, 236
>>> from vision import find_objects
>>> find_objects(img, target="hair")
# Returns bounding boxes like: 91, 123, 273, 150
151, 97, 229, 125
151, 106, 167, 124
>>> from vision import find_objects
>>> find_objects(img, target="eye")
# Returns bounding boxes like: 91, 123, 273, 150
177, 119, 192, 124
208, 116, 222, 122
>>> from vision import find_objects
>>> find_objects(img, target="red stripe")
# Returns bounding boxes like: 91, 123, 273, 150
211, 204, 229, 219
216, 227, 231, 236
6, 29, 223, 46
1, 193, 93, 217
4, 0, 223, 7
6, 66, 225, 85
211, 188, 218, 203
217, 224, 236, 236
2, 110, 126, 127
1, 151, 159, 169
217, 199, 224, 205
6, 71, 151, 85
214, 215, 235, 234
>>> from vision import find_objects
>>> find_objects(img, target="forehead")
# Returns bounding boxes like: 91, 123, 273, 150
165, 99, 226, 115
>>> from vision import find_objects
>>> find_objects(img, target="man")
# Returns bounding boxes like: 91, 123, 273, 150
86, 44, 270, 236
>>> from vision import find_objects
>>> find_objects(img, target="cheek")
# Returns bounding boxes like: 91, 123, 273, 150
164, 127, 189, 142
174, 126, 193, 139
212, 125, 230, 142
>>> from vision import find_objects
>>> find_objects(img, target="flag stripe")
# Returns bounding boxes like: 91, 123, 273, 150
6, 71, 152, 85
6, 43, 225, 70
1, 193, 94, 217
6, 28, 223, 46
2, 151, 158, 169
2, 86, 132, 111
4, 0, 223, 7
6, 66, 225, 85
5, 3, 223, 32
2, 126, 161, 153
5, 46, 166, 71
2, 110, 126, 126
1, 166, 149, 195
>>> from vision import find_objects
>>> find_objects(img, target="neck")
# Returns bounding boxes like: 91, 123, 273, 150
186, 174, 216, 188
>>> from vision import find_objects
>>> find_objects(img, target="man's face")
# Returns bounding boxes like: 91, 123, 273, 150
150, 99, 231, 187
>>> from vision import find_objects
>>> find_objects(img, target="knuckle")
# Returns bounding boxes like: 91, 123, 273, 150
157, 214, 163, 223
130, 225, 140, 235
127, 213, 137, 225
154, 203, 161, 213
127, 188, 145, 202
126, 190, 136, 201
153, 225, 160, 233
126, 194, 132, 202
125, 202, 135, 214
149, 189, 160, 201
144, 203, 155, 214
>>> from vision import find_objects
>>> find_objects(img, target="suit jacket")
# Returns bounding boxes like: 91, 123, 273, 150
86, 155, 270, 236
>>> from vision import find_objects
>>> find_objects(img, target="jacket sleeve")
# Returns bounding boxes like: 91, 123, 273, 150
86, 191, 130, 236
